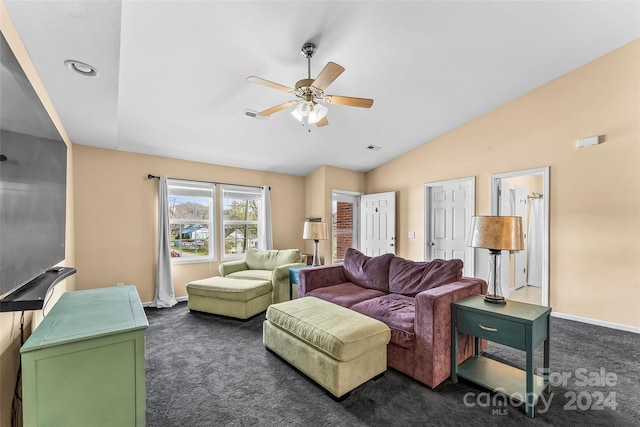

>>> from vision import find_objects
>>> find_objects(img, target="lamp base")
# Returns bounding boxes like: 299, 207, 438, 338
484, 294, 506, 304
312, 239, 321, 267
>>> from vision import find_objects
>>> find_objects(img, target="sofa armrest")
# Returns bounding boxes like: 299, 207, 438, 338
412, 277, 487, 388
271, 262, 307, 303
299, 264, 348, 296
219, 260, 248, 277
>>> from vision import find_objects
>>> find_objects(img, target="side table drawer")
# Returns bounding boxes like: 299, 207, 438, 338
457, 310, 526, 350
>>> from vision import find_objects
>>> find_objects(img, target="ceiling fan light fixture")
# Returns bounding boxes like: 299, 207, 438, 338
308, 102, 328, 124
291, 101, 328, 125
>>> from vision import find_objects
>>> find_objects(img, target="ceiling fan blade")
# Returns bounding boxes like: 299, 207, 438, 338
316, 117, 329, 127
324, 95, 374, 108
247, 76, 294, 93
311, 62, 345, 91
258, 101, 297, 116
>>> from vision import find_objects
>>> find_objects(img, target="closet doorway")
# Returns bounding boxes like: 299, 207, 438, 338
490, 167, 549, 306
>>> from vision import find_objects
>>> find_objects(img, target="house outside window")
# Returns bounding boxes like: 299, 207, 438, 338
221, 185, 261, 259
331, 190, 361, 263
168, 179, 216, 263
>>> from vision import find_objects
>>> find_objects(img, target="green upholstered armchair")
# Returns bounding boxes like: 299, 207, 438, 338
219, 248, 306, 303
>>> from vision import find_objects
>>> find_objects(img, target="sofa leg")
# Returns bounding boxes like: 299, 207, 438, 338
329, 390, 351, 402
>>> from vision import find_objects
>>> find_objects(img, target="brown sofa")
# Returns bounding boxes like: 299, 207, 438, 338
299, 248, 487, 388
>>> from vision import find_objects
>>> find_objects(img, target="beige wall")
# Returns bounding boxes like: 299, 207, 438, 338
304, 165, 365, 264
73, 145, 306, 302
0, 3, 76, 424
366, 39, 640, 328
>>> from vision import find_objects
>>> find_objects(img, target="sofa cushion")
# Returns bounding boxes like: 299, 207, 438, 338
389, 257, 463, 296
351, 294, 416, 350
186, 276, 272, 302
244, 248, 303, 270
226, 269, 272, 282
307, 282, 386, 309
343, 248, 394, 292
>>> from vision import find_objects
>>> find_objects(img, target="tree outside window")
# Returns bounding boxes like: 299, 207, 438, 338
168, 180, 215, 262
221, 186, 261, 258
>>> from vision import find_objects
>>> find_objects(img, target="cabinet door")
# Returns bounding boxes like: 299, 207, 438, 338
22, 332, 145, 427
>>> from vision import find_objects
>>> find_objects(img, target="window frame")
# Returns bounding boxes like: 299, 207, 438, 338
220, 184, 262, 260
167, 178, 216, 264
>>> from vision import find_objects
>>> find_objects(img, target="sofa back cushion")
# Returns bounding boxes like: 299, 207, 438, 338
343, 248, 394, 292
244, 248, 303, 270
389, 257, 463, 296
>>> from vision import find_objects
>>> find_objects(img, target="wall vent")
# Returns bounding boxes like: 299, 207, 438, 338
243, 109, 269, 121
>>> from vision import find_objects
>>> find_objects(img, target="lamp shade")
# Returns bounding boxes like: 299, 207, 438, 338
303, 222, 327, 240
468, 216, 524, 252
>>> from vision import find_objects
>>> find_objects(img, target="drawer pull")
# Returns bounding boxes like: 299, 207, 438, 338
478, 324, 498, 332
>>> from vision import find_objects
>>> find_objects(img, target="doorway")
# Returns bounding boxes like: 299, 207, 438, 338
491, 167, 549, 306
424, 177, 476, 277
331, 190, 396, 263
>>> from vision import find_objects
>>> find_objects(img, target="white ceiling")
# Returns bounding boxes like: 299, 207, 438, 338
4, 1, 639, 176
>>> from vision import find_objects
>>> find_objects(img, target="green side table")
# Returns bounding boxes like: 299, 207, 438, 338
288, 266, 313, 299
21, 285, 148, 426
451, 295, 551, 418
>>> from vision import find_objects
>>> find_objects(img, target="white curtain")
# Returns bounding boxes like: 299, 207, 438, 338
151, 175, 177, 307
527, 198, 543, 286
259, 185, 273, 250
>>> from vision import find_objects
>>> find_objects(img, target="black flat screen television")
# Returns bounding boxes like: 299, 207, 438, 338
0, 130, 67, 297
0, 31, 68, 301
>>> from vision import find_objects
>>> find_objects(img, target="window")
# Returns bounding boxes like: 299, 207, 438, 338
221, 185, 261, 259
168, 179, 215, 263
331, 190, 361, 263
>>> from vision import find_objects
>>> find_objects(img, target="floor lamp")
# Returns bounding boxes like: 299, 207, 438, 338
303, 221, 327, 267
468, 216, 524, 304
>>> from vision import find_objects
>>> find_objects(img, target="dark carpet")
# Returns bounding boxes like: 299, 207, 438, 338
144, 302, 639, 426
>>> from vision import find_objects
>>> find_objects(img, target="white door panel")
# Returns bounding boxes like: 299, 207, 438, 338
360, 192, 396, 256
426, 178, 475, 277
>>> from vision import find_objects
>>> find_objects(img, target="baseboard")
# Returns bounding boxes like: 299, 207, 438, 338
551, 311, 640, 334
142, 296, 188, 308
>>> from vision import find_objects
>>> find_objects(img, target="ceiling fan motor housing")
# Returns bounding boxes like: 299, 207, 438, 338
301, 42, 316, 58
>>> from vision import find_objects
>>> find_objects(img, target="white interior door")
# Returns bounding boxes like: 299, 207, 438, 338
360, 192, 396, 256
425, 178, 475, 277
513, 186, 527, 289
499, 179, 512, 295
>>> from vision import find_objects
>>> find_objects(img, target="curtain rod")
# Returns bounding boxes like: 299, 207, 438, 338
147, 174, 268, 190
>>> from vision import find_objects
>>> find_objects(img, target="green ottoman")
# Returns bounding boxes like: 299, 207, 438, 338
186, 276, 272, 319
263, 297, 390, 398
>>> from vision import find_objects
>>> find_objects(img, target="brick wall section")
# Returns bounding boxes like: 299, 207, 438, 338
334, 202, 353, 260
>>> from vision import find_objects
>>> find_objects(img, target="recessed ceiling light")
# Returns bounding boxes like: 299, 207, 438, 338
64, 60, 98, 77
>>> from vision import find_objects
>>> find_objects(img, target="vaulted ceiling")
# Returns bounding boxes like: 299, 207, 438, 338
4, 1, 639, 176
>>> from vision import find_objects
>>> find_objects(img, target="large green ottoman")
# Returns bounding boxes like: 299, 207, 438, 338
186, 276, 272, 319
263, 296, 391, 398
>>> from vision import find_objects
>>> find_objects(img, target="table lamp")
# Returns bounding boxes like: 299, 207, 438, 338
468, 216, 524, 304
303, 221, 327, 266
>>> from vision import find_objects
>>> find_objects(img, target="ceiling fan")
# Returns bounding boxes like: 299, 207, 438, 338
247, 42, 374, 129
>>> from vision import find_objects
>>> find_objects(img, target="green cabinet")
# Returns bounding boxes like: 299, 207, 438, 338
451, 295, 551, 418
21, 286, 148, 427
